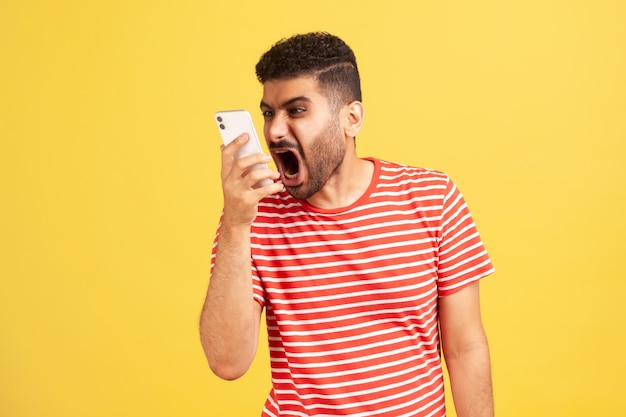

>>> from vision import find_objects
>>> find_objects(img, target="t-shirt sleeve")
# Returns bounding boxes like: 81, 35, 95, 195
210, 212, 266, 308
436, 176, 495, 296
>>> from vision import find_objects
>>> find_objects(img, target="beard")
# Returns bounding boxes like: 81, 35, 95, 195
286, 116, 345, 201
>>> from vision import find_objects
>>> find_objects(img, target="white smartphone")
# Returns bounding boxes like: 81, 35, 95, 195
214, 109, 272, 188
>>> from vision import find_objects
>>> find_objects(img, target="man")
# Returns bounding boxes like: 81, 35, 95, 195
200, 32, 495, 417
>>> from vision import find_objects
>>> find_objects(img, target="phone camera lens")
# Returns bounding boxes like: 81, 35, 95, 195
217, 116, 223, 122
219, 124, 225, 130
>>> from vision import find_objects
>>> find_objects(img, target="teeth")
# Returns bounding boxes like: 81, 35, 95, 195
285, 172, 298, 179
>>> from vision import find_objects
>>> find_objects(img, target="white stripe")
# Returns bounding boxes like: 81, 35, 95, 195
273, 284, 438, 317
259, 246, 435, 276
438, 250, 489, 274
268, 279, 434, 307
271, 351, 440, 392
269, 325, 438, 360
253, 229, 438, 252
440, 231, 479, 259
262, 258, 436, 285
273, 302, 438, 337
438, 261, 494, 288
438, 239, 483, 265
268, 298, 437, 327
273, 365, 443, 416
252, 214, 441, 238
268, 273, 436, 310
274, 314, 438, 349
255, 206, 442, 229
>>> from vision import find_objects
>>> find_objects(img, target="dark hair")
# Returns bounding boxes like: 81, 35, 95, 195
255, 32, 362, 106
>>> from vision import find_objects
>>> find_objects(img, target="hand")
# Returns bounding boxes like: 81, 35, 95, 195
220, 133, 282, 227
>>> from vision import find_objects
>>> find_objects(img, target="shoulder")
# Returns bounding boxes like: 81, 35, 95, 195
372, 158, 451, 194
376, 158, 449, 182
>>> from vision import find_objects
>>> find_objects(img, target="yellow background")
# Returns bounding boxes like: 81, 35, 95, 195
1, 1, 625, 416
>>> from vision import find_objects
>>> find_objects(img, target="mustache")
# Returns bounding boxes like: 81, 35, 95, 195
269, 140, 302, 153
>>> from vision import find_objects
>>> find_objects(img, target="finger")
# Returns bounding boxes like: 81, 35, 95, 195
221, 134, 250, 178
222, 133, 250, 158
246, 166, 281, 189
227, 155, 271, 185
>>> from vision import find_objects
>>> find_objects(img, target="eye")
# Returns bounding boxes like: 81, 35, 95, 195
288, 107, 306, 116
262, 110, 274, 118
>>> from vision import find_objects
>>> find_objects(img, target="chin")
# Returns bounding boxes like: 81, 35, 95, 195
284, 184, 315, 201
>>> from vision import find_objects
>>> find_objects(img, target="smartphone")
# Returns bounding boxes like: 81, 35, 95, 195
214, 109, 272, 188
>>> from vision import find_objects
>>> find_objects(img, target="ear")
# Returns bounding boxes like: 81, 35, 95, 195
343, 101, 365, 138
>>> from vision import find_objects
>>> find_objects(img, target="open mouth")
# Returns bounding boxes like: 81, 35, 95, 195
272, 149, 304, 185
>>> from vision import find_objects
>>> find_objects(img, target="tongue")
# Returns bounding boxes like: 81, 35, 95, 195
282, 151, 299, 179
281, 161, 301, 186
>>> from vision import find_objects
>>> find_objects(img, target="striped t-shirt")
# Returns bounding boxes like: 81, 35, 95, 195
215, 158, 494, 416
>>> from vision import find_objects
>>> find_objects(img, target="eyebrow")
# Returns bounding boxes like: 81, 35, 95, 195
260, 96, 312, 110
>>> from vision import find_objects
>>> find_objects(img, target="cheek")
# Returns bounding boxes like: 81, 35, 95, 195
294, 120, 323, 140
262, 122, 270, 139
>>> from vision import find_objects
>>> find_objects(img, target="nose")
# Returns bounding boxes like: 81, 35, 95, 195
265, 114, 289, 143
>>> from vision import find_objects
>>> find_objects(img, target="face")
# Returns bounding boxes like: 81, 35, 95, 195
260, 76, 346, 200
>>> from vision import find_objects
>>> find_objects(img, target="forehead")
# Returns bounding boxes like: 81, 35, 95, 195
261, 76, 329, 107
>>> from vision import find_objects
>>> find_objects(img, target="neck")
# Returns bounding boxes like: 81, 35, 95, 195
305, 151, 374, 210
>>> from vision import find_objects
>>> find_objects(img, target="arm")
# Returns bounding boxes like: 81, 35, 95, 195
199, 134, 282, 380
439, 281, 494, 417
